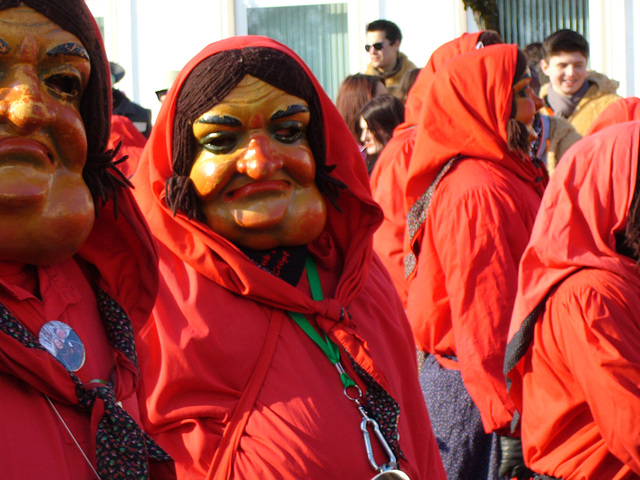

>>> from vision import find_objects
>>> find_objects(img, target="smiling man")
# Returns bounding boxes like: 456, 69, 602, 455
363, 19, 416, 98
538, 29, 620, 136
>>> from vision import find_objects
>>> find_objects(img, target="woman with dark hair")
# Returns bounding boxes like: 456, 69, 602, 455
335, 73, 387, 144
505, 121, 640, 479
0, 1, 172, 478
397, 67, 421, 104
404, 44, 547, 480
359, 94, 405, 174
132, 36, 446, 480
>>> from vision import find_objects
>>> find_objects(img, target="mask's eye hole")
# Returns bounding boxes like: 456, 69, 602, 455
45, 73, 82, 100
273, 121, 305, 144
199, 131, 238, 154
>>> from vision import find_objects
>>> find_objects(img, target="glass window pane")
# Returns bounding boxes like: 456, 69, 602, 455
496, 0, 589, 47
247, 3, 349, 100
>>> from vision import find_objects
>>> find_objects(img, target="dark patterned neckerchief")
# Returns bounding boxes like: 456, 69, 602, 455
350, 357, 404, 462
0, 289, 172, 479
242, 245, 308, 286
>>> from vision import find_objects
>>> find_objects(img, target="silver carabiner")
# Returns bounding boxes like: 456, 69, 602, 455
338, 363, 410, 479
360, 413, 398, 472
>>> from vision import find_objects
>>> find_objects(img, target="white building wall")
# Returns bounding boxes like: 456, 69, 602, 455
91, 0, 637, 120
372, 1, 470, 72
588, 0, 637, 97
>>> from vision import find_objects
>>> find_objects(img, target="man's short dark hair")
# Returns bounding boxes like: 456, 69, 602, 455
366, 19, 402, 44
543, 29, 589, 61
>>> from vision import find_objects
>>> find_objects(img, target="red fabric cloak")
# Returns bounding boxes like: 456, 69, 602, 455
506, 121, 640, 479
0, 1, 162, 477
586, 96, 640, 135
404, 44, 547, 434
132, 35, 446, 480
370, 31, 484, 305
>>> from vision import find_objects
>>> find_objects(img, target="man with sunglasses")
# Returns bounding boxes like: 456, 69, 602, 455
364, 19, 417, 98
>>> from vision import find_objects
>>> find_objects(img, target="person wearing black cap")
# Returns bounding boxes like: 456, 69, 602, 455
110, 61, 153, 138
0, 1, 174, 478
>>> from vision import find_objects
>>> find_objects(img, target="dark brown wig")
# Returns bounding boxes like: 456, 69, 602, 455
617, 151, 640, 262
507, 49, 532, 155
166, 47, 344, 221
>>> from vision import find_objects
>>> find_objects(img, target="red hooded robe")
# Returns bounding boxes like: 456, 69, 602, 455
0, 1, 163, 477
506, 121, 640, 479
132, 36, 446, 480
586, 96, 640, 135
404, 44, 547, 434
370, 32, 484, 306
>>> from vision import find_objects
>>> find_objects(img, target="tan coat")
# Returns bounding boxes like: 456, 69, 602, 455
365, 52, 417, 97
540, 71, 621, 136
545, 115, 582, 175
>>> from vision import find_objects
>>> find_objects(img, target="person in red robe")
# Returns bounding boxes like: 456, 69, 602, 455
586, 96, 640, 135
505, 120, 640, 479
0, 1, 172, 478
404, 44, 547, 479
132, 36, 446, 480
108, 114, 149, 179
370, 31, 500, 306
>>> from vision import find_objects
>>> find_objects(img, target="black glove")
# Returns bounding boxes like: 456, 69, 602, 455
499, 435, 535, 479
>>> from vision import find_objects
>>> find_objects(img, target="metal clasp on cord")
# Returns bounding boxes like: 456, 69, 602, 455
341, 371, 399, 474
360, 411, 397, 472
359, 406, 411, 479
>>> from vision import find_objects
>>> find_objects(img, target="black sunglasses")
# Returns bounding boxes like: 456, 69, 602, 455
364, 42, 385, 53
155, 89, 168, 102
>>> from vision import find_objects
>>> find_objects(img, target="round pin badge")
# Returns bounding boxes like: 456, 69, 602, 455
39, 320, 86, 372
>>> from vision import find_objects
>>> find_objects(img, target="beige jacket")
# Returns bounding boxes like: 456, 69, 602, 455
540, 71, 621, 136
545, 115, 582, 175
365, 52, 417, 97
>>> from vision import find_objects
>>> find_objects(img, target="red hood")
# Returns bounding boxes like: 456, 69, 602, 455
586, 96, 640, 135
132, 35, 382, 314
404, 32, 483, 126
508, 121, 640, 343
405, 44, 546, 212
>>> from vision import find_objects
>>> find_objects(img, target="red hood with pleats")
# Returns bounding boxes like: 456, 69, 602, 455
370, 31, 485, 305
132, 35, 446, 480
586, 96, 640, 135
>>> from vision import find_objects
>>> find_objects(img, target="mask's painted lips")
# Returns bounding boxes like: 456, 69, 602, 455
225, 179, 291, 202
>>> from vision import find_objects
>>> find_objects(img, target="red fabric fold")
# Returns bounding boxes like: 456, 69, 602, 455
132, 35, 446, 480
586, 96, 640, 135
507, 121, 640, 478
404, 44, 547, 434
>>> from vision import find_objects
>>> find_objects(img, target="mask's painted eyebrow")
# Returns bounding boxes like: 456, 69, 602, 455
195, 114, 242, 127
0, 38, 9, 54
271, 104, 309, 120
47, 43, 89, 60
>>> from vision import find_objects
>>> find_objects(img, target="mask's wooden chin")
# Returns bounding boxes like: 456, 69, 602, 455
0, 172, 95, 265
204, 187, 327, 250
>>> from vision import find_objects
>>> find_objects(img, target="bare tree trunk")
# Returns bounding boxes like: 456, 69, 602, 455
462, 0, 500, 33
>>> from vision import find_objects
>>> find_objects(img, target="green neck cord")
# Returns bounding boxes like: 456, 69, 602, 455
287, 256, 356, 389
